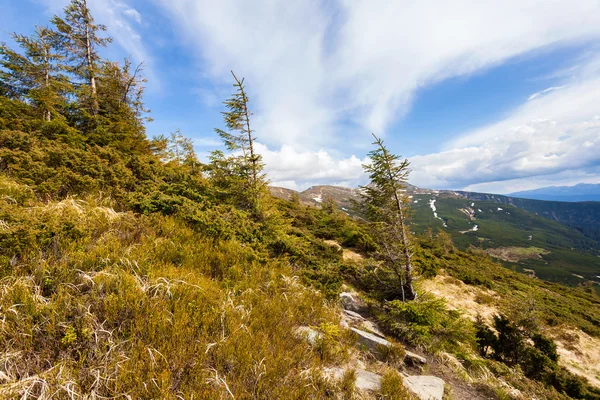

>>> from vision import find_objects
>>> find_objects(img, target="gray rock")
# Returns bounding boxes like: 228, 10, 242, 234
359, 320, 386, 338
402, 375, 445, 400
405, 350, 427, 365
339, 292, 368, 313
343, 309, 365, 321
295, 326, 322, 345
354, 369, 382, 391
351, 327, 391, 356
324, 367, 382, 392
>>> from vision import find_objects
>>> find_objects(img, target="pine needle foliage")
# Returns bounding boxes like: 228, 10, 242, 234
358, 133, 416, 301
52, 0, 112, 115
0, 26, 70, 121
209, 71, 269, 221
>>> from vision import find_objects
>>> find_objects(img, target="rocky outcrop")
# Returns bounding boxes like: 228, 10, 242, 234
339, 292, 368, 314
351, 327, 392, 358
299, 289, 445, 398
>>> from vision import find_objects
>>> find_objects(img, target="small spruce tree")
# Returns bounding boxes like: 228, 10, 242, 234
359, 133, 416, 301
208, 71, 268, 219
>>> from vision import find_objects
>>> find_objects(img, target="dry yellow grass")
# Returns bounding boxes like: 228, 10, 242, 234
547, 327, 600, 388
418, 275, 499, 323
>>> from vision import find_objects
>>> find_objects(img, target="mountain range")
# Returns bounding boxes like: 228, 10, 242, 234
509, 183, 600, 202
271, 184, 600, 286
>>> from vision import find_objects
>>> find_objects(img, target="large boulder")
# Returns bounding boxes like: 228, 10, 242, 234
402, 375, 445, 400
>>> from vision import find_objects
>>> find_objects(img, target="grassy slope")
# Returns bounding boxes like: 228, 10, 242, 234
0, 183, 351, 398
410, 193, 600, 285
2, 95, 599, 398
454, 191, 600, 242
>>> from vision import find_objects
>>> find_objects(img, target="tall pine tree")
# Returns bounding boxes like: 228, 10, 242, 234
359, 133, 416, 301
52, 0, 111, 116
0, 26, 69, 121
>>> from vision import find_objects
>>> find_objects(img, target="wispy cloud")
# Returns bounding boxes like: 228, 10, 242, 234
154, 0, 600, 148
122, 7, 142, 24
410, 55, 600, 190
148, 0, 600, 191
527, 86, 565, 101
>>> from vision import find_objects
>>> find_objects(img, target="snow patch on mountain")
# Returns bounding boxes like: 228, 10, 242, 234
429, 198, 447, 227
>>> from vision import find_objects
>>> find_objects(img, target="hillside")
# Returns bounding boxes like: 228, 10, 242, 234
274, 185, 600, 287
2, 3, 600, 398
509, 183, 600, 202
453, 190, 600, 242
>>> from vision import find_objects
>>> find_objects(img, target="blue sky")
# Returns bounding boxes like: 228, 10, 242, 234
2, 0, 600, 193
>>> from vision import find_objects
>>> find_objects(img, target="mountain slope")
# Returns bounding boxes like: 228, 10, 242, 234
454, 190, 600, 242
275, 185, 600, 287
411, 191, 600, 285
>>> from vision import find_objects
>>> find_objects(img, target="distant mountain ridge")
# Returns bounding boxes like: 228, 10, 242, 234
508, 183, 600, 202
271, 184, 600, 286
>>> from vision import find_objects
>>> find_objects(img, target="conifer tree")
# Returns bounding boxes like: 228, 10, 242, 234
97, 57, 150, 127
359, 133, 416, 301
0, 26, 69, 121
209, 71, 267, 217
52, 0, 111, 115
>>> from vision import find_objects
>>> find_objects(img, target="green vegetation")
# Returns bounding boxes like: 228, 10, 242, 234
456, 191, 600, 243
475, 315, 600, 399
357, 133, 416, 301
1, 1, 599, 398
409, 193, 600, 286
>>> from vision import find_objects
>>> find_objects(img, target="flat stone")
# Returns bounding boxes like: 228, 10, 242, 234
359, 320, 386, 338
324, 367, 382, 392
405, 350, 427, 365
351, 327, 391, 356
295, 326, 322, 346
343, 309, 365, 321
354, 369, 382, 391
402, 375, 445, 400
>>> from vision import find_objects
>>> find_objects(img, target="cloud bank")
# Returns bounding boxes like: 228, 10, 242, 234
152, 0, 600, 191
43, 0, 600, 192
411, 56, 600, 191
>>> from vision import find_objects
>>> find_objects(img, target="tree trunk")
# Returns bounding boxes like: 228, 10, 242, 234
43, 41, 51, 122
83, 1, 98, 114
379, 140, 416, 300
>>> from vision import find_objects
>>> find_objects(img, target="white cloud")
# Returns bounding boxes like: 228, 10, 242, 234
154, 0, 600, 150
255, 143, 367, 191
527, 86, 565, 101
410, 59, 600, 189
122, 7, 142, 24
